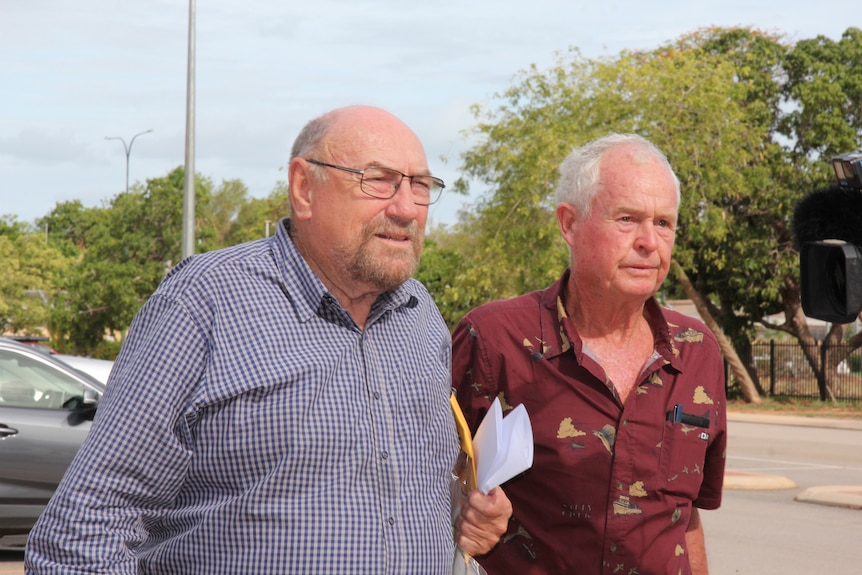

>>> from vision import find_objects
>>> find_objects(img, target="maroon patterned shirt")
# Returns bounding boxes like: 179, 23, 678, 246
452, 271, 726, 575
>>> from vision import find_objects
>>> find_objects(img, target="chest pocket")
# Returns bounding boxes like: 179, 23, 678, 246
659, 419, 710, 499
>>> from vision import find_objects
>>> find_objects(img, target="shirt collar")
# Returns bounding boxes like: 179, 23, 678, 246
539, 269, 682, 370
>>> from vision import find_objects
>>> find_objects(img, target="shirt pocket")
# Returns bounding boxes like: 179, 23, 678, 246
659, 419, 710, 500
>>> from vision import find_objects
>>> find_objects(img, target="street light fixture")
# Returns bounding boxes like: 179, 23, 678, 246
105, 129, 153, 193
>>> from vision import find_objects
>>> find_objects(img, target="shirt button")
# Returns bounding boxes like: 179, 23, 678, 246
381, 451, 389, 460
373, 391, 381, 400
388, 517, 395, 525
610, 543, 618, 552
617, 482, 624, 490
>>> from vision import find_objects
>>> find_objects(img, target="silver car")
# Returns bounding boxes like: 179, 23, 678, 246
0, 337, 105, 542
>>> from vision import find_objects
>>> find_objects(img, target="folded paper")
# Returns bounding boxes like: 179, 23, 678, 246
472, 397, 534, 494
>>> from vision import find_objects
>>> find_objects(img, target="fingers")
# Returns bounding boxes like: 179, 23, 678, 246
455, 487, 513, 556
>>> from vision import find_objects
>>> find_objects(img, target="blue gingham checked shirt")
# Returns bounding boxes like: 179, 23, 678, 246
25, 219, 459, 574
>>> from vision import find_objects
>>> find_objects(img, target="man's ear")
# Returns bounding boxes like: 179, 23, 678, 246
288, 158, 313, 221
556, 202, 579, 249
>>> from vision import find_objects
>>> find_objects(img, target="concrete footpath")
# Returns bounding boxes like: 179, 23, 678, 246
724, 411, 862, 509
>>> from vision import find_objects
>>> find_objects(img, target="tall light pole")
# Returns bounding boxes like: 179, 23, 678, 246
181, 0, 196, 259
105, 129, 153, 193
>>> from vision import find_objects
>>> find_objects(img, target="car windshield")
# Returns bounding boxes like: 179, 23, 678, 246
0, 350, 92, 408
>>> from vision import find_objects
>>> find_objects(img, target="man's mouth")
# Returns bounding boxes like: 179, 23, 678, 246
376, 232, 410, 242
625, 263, 657, 274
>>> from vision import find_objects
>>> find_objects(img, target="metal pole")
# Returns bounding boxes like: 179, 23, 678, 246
105, 129, 153, 193
181, 0, 196, 259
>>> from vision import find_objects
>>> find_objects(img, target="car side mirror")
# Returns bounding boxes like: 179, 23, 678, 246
82, 388, 99, 406
65, 389, 100, 425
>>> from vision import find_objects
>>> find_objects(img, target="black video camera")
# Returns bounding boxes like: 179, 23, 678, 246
793, 152, 862, 324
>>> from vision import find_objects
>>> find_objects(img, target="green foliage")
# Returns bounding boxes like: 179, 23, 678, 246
38, 200, 102, 258
13, 167, 291, 355
434, 25, 862, 369
47, 168, 199, 351
5, 25, 862, 368
222, 181, 291, 245
781, 28, 862, 167
416, 235, 474, 328
4, 163, 290, 353
0, 214, 33, 238
0, 229, 71, 334
198, 178, 250, 251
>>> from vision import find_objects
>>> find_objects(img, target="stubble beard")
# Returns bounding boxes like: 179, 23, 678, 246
340, 220, 423, 292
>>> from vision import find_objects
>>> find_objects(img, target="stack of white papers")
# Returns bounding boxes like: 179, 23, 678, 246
472, 397, 534, 494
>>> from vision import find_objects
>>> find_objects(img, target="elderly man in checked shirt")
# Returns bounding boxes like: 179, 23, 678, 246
25, 105, 511, 574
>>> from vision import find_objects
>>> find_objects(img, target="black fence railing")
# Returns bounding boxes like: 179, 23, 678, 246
739, 340, 862, 400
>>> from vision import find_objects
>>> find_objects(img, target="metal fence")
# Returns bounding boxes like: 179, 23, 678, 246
740, 340, 862, 400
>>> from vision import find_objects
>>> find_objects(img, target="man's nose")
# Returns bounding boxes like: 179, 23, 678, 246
386, 178, 422, 218
636, 222, 659, 250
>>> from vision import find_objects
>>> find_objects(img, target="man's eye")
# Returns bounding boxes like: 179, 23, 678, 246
411, 178, 432, 193
364, 168, 400, 184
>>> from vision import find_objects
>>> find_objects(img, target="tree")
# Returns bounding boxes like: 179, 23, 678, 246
50, 167, 213, 353
415, 234, 472, 328
220, 181, 291, 246
441, 30, 772, 400
5, 167, 292, 353
439, 26, 862, 402
38, 200, 104, 257
0, 214, 33, 238
198, 179, 250, 252
0, 228, 71, 335
763, 28, 862, 399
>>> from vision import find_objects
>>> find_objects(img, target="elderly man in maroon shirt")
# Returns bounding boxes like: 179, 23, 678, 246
452, 133, 726, 575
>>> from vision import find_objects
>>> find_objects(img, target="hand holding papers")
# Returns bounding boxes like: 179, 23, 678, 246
450, 394, 533, 575
472, 397, 534, 494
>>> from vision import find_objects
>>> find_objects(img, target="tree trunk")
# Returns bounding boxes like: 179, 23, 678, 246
671, 261, 762, 404
733, 337, 766, 396
784, 294, 838, 403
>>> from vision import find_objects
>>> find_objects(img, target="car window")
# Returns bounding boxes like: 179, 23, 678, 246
0, 350, 91, 409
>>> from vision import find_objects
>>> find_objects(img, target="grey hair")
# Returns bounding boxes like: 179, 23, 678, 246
286, 112, 339, 217
554, 133, 681, 216
290, 112, 335, 161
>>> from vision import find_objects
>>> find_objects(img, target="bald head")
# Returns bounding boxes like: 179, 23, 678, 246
290, 105, 426, 163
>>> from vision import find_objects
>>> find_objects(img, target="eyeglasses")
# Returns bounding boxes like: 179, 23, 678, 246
305, 159, 445, 206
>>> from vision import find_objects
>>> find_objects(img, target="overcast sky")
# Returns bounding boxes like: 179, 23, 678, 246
0, 0, 852, 229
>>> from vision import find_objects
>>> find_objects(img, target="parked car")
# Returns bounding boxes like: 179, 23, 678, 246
1, 336, 116, 384
0, 337, 105, 544
55, 354, 115, 385
3, 335, 58, 356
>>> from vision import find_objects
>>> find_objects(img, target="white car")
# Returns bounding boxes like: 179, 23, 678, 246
55, 355, 114, 385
